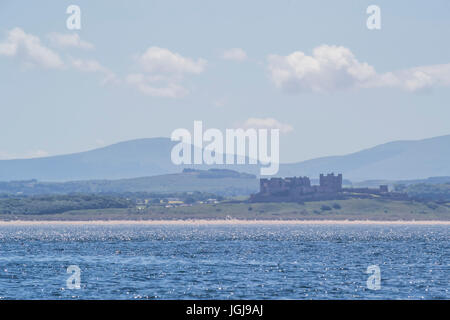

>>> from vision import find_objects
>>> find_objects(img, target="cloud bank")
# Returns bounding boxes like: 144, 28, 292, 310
136, 46, 206, 74
0, 28, 118, 86
0, 28, 64, 69
268, 45, 450, 93
70, 58, 119, 85
222, 48, 247, 61
127, 46, 207, 98
47, 32, 94, 50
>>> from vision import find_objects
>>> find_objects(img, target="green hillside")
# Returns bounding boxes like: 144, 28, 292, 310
0, 169, 259, 196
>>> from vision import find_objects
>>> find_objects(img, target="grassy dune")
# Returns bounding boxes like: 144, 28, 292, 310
2, 198, 449, 221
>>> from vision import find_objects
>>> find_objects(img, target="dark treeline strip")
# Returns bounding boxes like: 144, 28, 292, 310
395, 183, 450, 202
0, 192, 224, 215
0, 194, 132, 215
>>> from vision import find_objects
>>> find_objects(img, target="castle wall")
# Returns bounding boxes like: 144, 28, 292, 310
252, 173, 399, 203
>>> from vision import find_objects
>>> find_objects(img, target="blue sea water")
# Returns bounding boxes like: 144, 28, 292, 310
0, 224, 448, 299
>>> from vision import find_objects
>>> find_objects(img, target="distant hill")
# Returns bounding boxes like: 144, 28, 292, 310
0, 169, 258, 196
278, 135, 450, 181
0, 138, 177, 181
353, 176, 450, 188
0, 134, 449, 182
0, 138, 258, 181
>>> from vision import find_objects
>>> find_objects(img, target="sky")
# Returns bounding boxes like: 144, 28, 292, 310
0, 0, 449, 163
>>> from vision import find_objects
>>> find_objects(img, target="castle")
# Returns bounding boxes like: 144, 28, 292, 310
251, 173, 391, 202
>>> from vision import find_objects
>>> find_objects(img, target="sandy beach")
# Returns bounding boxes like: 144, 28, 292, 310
0, 219, 449, 226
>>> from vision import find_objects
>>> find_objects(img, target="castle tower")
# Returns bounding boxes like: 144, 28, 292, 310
319, 173, 342, 193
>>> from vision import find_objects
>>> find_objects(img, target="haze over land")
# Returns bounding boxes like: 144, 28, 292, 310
0, 134, 449, 182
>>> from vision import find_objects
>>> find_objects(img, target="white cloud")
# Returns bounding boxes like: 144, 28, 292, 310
365, 64, 450, 92
125, 73, 188, 98
128, 47, 206, 97
213, 98, 226, 108
222, 48, 247, 61
241, 117, 293, 134
268, 45, 450, 93
47, 32, 94, 50
268, 45, 375, 93
0, 27, 64, 69
0, 28, 120, 86
70, 58, 119, 85
136, 46, 206, 74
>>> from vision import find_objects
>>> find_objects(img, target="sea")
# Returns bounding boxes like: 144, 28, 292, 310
0, 223, 448, 299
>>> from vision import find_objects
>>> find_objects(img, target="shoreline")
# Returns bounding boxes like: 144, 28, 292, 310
0, 219, 449, 226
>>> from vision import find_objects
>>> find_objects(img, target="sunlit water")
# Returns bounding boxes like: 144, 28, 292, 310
0, 224, 448, 299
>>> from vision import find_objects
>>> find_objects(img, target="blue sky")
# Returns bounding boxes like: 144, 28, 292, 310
0, 0, 449, 162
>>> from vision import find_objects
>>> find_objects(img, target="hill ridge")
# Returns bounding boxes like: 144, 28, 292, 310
0, 134, 449, 181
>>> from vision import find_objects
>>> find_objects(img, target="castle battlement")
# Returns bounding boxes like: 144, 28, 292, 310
251, 173, 391, 202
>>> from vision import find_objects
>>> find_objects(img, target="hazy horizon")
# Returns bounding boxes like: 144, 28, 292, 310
1, 1, 450, 163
